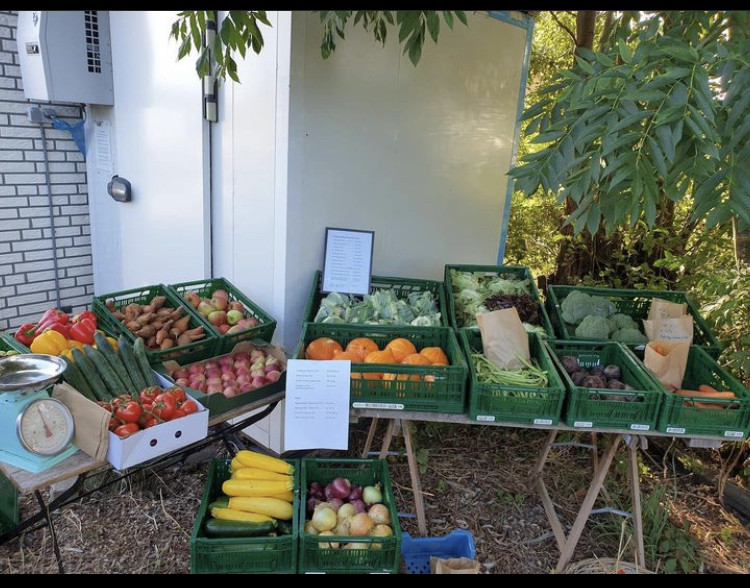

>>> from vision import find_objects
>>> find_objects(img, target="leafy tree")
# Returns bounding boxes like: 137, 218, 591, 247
170, 11, 468, 82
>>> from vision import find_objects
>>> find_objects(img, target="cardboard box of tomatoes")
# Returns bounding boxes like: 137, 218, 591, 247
106, 386, 208, 470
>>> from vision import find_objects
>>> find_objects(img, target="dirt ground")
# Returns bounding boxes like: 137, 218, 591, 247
1, 421, 749, 574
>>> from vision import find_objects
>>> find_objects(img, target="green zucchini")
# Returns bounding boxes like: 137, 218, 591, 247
61, 355, 97, 402
94, 332, 137, 395
203, 518, 277, 538
209, 496, 230, 510
72, 347, 110, 401
119, 335, 148, 391
133, 336, 158, 387
84, 344, 127, 398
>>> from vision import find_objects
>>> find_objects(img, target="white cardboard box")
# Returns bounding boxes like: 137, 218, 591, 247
106, 392, 208, 470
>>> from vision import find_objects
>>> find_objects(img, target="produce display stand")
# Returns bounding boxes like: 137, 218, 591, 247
0, 390, 285, 573
351, 407, 746, 573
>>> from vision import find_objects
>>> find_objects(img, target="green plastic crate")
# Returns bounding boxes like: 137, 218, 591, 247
190, 457, 299, 574
303, 269, 449, 327
0, 471, 18, 536
92, 284, 220, 366
298, 458, 402, 574
545, 285, 722, 358
461, 330, 566, 426
0, 331, 30, 354
547, 340, 664, 432
444, 264, 554, 337
294, 323, 468, 413
167, 277, 277, 354
652, 346, 750, 439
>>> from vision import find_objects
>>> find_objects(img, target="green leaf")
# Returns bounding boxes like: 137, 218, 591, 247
655, 125, 676, 162
618, 38, 633, 64
426, 12, 440, 43
576, 56, 595, 75
647, 136, 669, 178
442, 11, 454, 29
609, 111, 652, 134
586, 203, 601, 235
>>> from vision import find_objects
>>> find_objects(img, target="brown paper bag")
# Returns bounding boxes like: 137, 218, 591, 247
476, 308, 529, 370
52, 382, 110, 462
430, 556, 481, 574
648, 298, 688, 320
642, 316, 693, 344
643, 340, 691, 391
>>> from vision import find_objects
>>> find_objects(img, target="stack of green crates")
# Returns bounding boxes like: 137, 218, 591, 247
298, 458, 402, 574
547, 340, 664, 432
190, 458, 300, 574
295, 323, 468, 413
167, 277, 277, 354
0, 471, 18, 536
460, 330, 566, 426
444, 264, 555, 337
653, 346, 750, 439
545, 285, 722, 359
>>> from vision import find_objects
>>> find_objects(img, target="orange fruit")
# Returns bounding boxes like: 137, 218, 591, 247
420, 347, 448, 366
363, 349, 396, 380
332, 350, 356, 361
385, 338, 417, 363
345, 337, 380, 362
305, 337, 343, 360
398, 352, 431, 381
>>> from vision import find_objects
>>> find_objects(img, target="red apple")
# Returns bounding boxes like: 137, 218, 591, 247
218, 323, 232, 334
239, 383, 254, 394
184, 291, 201, 309
203, 361, 219, 370
212, 289, 230, 301
172, 368, 189, 380
207, 310, 228, 326
188, 364, 203, 375
175, 378, 190, 387
228, 300, 244, 313
265, 370, 281, 383
204, 368, 221, 379
223, 386, 239, 398
235, 367, 250, 377
247, 317, 260, 327
236, 374, 251, 385
207, 383, 223, 395
197, 300, 216, 317
206, 377, 223, 387
226, 325, 246, 335
218, 356, 235, 368
211, 296, 229, 311
251, 376, 268, 388
234, 359, 251, 370
227, 309, 244, 325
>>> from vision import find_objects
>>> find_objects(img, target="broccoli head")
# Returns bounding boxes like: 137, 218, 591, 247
611, 327, 648, 346
575, 315, 611, 340
561, 290, 594, 324
610, 312, 639, 330
589, 295, 616, 318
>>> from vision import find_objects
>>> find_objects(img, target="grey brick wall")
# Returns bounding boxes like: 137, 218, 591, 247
0, 11, 93, 333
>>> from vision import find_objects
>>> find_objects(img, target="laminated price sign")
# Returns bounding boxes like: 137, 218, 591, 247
321, 227, 374, 296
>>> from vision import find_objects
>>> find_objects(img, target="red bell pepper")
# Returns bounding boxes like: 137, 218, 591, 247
45, 322, 72, 338
69, 318, 96, 345
35, 308, 70, 332
72, 310, 98, 326
14, 323, 36, 347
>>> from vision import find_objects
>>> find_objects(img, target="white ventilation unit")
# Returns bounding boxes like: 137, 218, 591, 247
17, 10, 114, 105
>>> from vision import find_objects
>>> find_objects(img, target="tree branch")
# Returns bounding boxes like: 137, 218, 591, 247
549, 11, 578, 46
599, 10, 615, 51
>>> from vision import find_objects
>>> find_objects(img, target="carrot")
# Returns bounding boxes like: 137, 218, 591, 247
698, 384, 719, 394
675, 388, 736, 399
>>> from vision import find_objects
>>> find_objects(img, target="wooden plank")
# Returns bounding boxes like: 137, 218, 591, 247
535, 475, 568, 552
402, 420, 428, 536
0, 451, 105, 495
362, 417, 379, 458
627, 437, 646, 568
379, 419, 396, 460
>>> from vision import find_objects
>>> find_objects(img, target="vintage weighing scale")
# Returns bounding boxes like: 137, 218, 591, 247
0, 354, 77, 473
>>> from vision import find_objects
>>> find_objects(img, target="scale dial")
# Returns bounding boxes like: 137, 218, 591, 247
16, 397, 74, 456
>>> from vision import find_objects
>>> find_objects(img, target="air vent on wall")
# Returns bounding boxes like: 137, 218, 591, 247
84, 10, 101, 74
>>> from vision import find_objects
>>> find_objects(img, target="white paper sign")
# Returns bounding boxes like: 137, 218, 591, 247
283, 359, 351, 451
322, 228, 374, 295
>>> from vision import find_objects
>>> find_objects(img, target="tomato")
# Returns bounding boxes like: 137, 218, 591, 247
144, 416, 160, 428
114, 422, 140, 438
168, 386, 187, 405
115, 400, 142, 424
181, 400, 199, 415
171, 408, 186, 420
108, 417, 122, 432
139, 386, 160, 405
152, 393, 176, 421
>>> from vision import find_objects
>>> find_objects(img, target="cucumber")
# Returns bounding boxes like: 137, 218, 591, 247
94, 332, 137, 395
209, 496, 230, 510
72, 347, 110, 401
203, 518, 277, 538
133, 336, 158, 387
119, 335, 148, 391
84, 344, 128, 398
61, 355, 97, 402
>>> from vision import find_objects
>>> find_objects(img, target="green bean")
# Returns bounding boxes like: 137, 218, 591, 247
472, 353, 549, 388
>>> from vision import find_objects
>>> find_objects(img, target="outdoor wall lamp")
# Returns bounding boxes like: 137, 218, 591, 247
108, 175, 132, 202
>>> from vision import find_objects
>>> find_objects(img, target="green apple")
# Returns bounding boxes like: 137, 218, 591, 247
227, 309, 244, 325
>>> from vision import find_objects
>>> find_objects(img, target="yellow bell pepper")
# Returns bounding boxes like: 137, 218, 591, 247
30, 330, 71, 355
106, 336, 118, 352
60, 349, 76, 362
68, 340, 84, 351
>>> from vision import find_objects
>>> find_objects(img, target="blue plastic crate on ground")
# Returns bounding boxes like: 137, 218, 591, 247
401, 529, 476, 574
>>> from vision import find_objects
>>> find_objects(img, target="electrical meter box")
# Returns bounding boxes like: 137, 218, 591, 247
17, 10, 114, 106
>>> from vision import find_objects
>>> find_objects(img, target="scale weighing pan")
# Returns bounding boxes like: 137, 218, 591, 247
0, 354, 67, 394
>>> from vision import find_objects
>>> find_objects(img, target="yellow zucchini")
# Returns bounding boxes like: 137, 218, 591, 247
210, 506, 274, 524
222, 477, 294, 498
228, 496, 294, 520
230, 457, 245, 472
232, 467, 294, 482
234, 450, 294, 475
268, 490, 294, 502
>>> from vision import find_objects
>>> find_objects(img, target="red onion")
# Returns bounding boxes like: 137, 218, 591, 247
328, 497, 344, 512
350, 498, 366, 513
348, 485, 363, 501
307, 496, 321, 514
328, 477, 352, 500
308, 482, 323, 497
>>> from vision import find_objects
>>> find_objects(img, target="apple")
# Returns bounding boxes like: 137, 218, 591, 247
189, 373, 207, 385
235, 367, 250, 377
203, 361, 218, 370
197, 300, 216, 317
239, 383, 254, 394
207, 383, 224, 395
207, 310, 228, 326
250, 349, 266, 363
188, 364, 203, 375
265, 370, 281, 383
212, 289, 230, 301
236, 374, 251, 385
250, 368, 266, 379
184, 291, 201, 309
221, 372, 235, 383
234, 359, 251, 370
226, 325, 246, 335
223, 386, 239, 398
226, 309, 244, 326
172, 368, 189, 380
228, 300, 244, 313
211, 296, 229, 312
218, 356, 235, 368
218, 323, 232, 334
251, 376, 268, 388
247, 317, 260, 327
175, 378, 190, 387
204, 368, 221, 379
